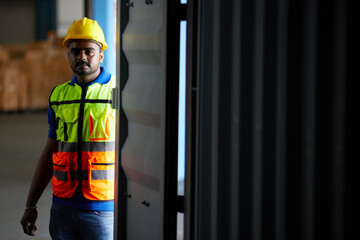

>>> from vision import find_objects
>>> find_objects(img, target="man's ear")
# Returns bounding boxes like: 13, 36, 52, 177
99, 51, 104, 63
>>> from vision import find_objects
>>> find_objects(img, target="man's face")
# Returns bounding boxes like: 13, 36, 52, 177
68, 40, 104, 78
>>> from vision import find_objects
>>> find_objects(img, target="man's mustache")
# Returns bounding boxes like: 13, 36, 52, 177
76, 61, 90, 67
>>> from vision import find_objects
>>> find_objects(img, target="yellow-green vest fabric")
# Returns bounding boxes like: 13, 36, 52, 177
50, 76, 116, 201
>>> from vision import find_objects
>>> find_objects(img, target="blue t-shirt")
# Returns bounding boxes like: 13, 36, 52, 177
48, 67, 114, 211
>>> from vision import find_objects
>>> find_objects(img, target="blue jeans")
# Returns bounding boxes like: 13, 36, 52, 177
49, 203, 113, 240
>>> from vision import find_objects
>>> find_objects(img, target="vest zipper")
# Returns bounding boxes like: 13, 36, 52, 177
77, 85, 88, 196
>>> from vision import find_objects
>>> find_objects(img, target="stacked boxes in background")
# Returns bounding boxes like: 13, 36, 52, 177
0, 33, 74, 112
0, 60, 28, 111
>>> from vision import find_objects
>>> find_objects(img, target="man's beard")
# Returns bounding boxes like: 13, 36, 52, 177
73, 61, 97, 76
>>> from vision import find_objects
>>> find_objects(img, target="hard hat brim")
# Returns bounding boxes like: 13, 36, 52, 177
64, 39, 106, 51
62, 38, 108, 51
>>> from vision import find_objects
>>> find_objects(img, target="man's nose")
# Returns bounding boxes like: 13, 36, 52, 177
79, 50, 87, 60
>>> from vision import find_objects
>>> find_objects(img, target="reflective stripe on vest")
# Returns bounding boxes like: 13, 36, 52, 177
50, 76, 116, 201
54, 168, 115, 181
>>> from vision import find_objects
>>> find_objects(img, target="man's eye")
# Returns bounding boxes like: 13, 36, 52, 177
86, 50, 95, 55
71, 49, 81, 55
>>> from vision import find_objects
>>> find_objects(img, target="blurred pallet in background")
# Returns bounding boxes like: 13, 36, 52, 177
0, 32, 73, 112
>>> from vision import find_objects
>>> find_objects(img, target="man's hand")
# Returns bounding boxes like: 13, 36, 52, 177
20, 208, 38, 236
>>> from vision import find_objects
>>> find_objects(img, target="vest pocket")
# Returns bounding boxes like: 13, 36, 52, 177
88, 154, 115, 193
56, 107, 79, 142
89, 107, 114, 141
52, 152, 77, 198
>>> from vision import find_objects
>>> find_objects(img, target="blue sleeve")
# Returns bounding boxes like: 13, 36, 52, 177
48, 106, 57, 139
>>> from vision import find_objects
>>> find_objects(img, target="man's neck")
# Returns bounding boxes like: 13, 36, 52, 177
76, 70, 101, 86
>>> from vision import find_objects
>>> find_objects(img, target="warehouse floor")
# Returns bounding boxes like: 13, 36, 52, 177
0, 111, 52, 240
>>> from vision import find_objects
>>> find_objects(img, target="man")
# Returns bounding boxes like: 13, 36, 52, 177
20, 17, 116, 240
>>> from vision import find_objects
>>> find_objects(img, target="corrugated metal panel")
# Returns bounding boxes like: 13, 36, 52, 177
121, 0, 167, 239
116, 0, 184, 239
188, 0, 353, 239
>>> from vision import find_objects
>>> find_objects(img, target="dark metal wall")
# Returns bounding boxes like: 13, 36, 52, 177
187, 0, 355, 239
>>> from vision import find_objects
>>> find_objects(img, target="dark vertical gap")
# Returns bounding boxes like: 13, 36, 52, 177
261, 0, 278, 239
184, 0, 198, 239
239, 0, 254, 238
217, 1, 232, 239
116, 1, 128, 240
252, 0, 265, 238
164, 1, 182, 239
236, 1, 242, 238
196, 0, 213, 239
84, 0, 93, 19
35, 0, 56, 41
285, 1, 304, 239
331, 0, 347, 238
50, 0, 56, 33
275, 0, 288, 239
344, 0, 356, 239
313, 0, 334, 239
231, 1, 241, 238
301, 0, 317, 238
189, 88, 197, 239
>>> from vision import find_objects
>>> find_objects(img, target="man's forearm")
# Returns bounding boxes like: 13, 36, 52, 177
25, 138, 57, 207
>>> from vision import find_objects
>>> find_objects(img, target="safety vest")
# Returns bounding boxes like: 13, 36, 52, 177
49, 76, 116, 201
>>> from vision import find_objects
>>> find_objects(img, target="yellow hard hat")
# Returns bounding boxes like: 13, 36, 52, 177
62, 17, 108, 51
